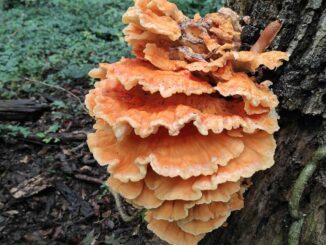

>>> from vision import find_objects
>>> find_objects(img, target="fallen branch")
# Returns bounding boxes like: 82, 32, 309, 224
23, 77, 88, 113
0, 99, 49, 122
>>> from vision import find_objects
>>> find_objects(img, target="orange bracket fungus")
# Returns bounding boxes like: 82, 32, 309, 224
85, 0, 289, 244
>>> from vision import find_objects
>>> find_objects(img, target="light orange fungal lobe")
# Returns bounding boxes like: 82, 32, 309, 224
85, 0, 287, 244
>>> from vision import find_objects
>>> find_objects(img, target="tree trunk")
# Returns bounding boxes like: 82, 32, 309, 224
201, 0, 326, 244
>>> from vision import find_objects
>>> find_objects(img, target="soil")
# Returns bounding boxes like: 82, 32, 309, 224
0, 94, 168, 245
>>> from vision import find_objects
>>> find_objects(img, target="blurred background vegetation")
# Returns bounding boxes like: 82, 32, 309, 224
0, 0, 224, 99
0, 0, 223, 139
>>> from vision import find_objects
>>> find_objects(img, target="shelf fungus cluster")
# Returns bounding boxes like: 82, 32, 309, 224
86, 0, 288, 244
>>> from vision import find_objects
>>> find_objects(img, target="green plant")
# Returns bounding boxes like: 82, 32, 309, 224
35, 122, 61, 143
51, 100, 67, 110
0, 124, 31, 138
97, 183, 110, 200
172, 0, 225, 16
0, 0, 224, 100
0, 0, 133, 99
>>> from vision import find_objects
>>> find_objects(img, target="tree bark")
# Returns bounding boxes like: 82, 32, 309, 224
201, 0, 325, 244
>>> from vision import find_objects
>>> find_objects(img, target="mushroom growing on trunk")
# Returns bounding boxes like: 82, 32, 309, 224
86, 0, 288, 244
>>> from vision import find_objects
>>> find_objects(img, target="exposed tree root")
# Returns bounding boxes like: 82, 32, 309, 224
288, 145, 326, 245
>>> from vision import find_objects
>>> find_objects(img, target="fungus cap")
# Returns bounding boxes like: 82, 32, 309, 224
99, 58, 215, 97
86, 79, 279, 140
149, 181, 241, 221
122, 0, 183, 41
176, 194, 243, 235
146, 211, 205, 245
85, 1, 287, 244
88, 121, 245, 181
215, 73, 279, 115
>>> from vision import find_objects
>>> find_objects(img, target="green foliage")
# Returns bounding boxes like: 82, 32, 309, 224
139, 208, 147, 222
0, 122, 61, 143
0, 0, 224, 99
51, 100, 67, 110
36, 122, 61, 143
0, 124, 31, 138
97, 183, 110, 200
0, 0, 132, 98
172, 0, 225, 16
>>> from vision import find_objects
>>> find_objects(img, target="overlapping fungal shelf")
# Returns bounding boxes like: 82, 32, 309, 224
86, 0, 288, 244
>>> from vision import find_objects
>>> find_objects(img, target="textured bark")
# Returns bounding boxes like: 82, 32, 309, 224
201, 0, 326, 244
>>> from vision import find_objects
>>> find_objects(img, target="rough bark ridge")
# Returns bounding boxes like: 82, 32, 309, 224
201, 0, 325, 244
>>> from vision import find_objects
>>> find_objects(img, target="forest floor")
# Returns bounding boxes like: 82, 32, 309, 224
0, 1, 225, 244
0, 1, 144, 244
0, 118, 167, 245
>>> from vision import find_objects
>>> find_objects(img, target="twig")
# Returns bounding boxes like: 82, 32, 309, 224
23, 77, 88, 113
74, 174, 104, 185
108, 187, 144, 222
82, 154, 97, 165
70, 142, 87, 152
251, 20, 283, 53
66, 153, 84, 161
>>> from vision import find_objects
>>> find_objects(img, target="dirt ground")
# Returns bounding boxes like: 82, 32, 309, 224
0, 107, 168, 245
